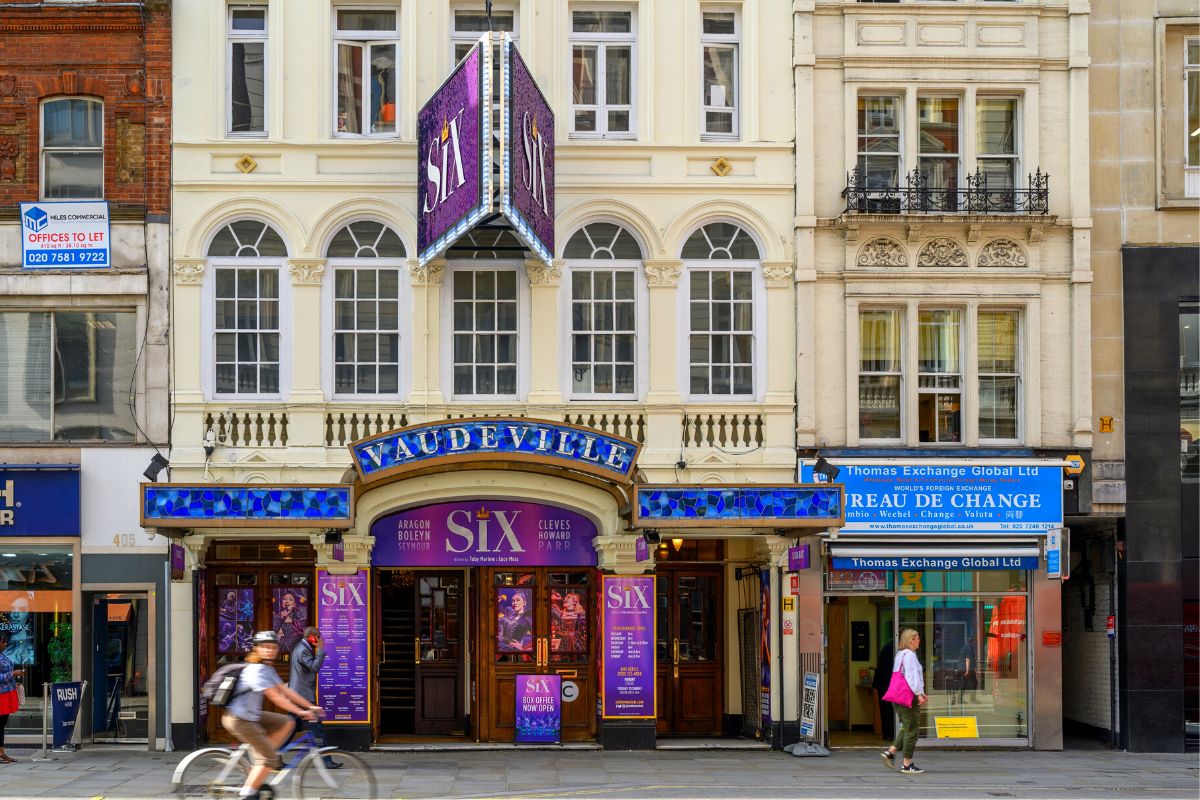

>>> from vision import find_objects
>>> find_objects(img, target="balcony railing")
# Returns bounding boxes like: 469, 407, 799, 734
843, 167, 1049, 215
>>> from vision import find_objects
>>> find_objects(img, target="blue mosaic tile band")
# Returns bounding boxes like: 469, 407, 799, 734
636, 486, 842, 525
142, 486, 352, 524
351, 419, 639, 480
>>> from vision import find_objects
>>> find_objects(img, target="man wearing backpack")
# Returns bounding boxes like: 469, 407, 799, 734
222, 630, 320, 798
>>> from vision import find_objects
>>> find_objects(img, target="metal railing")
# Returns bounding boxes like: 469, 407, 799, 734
843, 167, 1049, 215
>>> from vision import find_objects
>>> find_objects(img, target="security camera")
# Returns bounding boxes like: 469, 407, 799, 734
203, 429, 217, 458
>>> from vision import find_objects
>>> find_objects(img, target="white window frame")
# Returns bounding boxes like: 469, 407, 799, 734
857, 307, 904, 445
1185, 36, 1200, 197
227, 5, 268, 138
916, 307, 964, 445
450, 4, 518, 63
321, 248, 410, 401
39, 97, 104, 201
974, 94, 1022, 190
203, 259, 290, 401
856, 93, 904, 187
331, 7, 400, 138
976, 307, 1023, 445
564, 264, 643, 401
916, 94, 962, 194
568, 5, 637, 140
441, 261, 530, 401
700, 7, 740, 141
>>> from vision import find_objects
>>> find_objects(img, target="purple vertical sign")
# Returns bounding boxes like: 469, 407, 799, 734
417, 37, 490, 264
515, 673, 561, 743
787, 544, 809, 571
601, 575, 655, 718
501, 35, 554, 265
316, 570, 369, 724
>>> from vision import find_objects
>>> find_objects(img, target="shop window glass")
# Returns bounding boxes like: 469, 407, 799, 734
897, 592, 1028, 739
0, 547, 74, 732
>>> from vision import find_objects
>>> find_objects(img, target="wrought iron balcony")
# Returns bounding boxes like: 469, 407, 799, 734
843, 167, 1049, 215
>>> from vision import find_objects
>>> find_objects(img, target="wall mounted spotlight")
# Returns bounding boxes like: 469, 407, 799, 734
813, 456, 841, 483
142, 453, 169, 482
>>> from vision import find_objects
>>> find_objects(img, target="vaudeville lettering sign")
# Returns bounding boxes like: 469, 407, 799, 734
349, 418, 641, 483
417, 33, 555, 267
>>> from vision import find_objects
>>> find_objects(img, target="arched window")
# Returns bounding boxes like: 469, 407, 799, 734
682, 222, 760, 397
208, 220, 287, 396
325, 221, 405, 395
566, 222, 643, 397
41, 98, 103, 199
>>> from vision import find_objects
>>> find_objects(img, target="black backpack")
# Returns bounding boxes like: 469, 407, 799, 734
201, 662, 249, 707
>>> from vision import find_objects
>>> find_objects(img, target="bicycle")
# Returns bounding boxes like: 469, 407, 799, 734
171, 725, 377, 799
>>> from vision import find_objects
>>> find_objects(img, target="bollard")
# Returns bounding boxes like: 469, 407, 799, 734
30, 683, 55, 762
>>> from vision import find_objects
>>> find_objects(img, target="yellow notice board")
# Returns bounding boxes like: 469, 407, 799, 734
934, 716, 979, 738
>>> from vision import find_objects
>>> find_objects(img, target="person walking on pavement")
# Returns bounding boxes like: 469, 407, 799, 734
289, 626, 341, 769
871, 638, 895, 741
0, 632, 23, 763
880, 628, 927, 775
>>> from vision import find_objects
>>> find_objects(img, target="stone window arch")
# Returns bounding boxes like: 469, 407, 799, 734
325, 220, 406, 258
207, 219, 288, 258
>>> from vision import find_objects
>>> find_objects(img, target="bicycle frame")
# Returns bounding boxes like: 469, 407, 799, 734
172, 729, 343, 795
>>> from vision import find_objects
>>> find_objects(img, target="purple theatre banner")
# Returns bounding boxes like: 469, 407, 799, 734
371, 500, 597, 567
417, 36, 489, 265
316, 570, 369, 724
501, 34, 554, 265
601, 575, 655, 718
515, 673, 561, 743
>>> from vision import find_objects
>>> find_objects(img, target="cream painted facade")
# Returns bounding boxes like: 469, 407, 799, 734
168, 1, 799, 743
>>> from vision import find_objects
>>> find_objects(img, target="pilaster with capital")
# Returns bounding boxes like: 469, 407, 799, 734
526, 259, 563, 404
644, 260, 682, 411
312, 534, 375, 574
288, 259, 327, 397
408, 259, 445, 403
173, 259, 207, 395
594, 533, 654, 574
172, 257, 206, 285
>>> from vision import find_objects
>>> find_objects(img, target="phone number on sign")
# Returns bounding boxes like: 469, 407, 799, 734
25, 249, 108, 266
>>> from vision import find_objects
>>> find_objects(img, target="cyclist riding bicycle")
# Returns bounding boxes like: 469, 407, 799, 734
223, 630, 321, 798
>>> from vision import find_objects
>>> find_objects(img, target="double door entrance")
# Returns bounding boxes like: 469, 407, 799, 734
655, 568, 724, 735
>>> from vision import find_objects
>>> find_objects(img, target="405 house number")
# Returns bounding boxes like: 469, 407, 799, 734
112, 532, 152, 547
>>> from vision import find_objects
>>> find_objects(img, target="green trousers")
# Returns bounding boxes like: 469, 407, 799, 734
891, 699, 920, 760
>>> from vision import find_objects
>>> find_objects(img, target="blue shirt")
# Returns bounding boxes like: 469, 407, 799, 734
224, 663, 281, 722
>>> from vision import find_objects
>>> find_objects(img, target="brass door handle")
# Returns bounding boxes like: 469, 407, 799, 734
380, 641, 387, 664
673, 638, 680, 665
414, 636, 421, 664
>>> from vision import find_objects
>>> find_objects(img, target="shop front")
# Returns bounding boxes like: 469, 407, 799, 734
797, 457, 1066, 749
0, 465, 81, 740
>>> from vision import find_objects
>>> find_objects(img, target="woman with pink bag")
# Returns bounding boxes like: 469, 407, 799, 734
879, 628, 927, 775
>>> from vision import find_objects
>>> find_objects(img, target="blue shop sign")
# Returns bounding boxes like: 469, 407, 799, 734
350, 418, 641, 484
831, 555, 1041, 571
0, 466, 80, 536
799, 461, 1063, 533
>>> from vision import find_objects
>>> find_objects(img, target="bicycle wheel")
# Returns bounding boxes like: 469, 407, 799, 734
293, 750, 377, 800
173, 750, 248, 799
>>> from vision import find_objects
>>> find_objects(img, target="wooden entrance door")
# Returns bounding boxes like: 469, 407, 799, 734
476, 568, 596, 742
655, 569, 724, 735
826, 597, 849, 730
375, 570, 464, 736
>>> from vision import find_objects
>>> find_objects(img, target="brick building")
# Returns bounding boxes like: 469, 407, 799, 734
0, 0, 173, 750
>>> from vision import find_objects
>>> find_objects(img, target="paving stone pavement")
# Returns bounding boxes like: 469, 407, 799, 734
0, 745, 1195, 799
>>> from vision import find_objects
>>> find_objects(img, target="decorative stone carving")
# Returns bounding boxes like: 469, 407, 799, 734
172, 258, 206, 284
643, 260, 683, 287
856, 237, 907, 267
525, 259, 562, 287
125, 71, 146, 96
0, 135, 18, 182
408, 258, 445, 287
977, 238, 1029, 267
0, 76, 16, 97
311, 533, 375, 573
288, 259, 326, 285
762, 261, 795, 287
917, 237, 968, 267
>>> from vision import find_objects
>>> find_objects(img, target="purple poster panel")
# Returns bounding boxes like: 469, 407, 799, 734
417, 39, 488, 262
217, 587, 253, 654
515, 674, 561, 743
502, 37, 554, 263
316, 570, 369, 724
372, 500, 597, 567
196, 572, 209, 727
602, 575, 655, 718
760, 570, 771, 729
495, 587, 534, 653
272, 587, 309, 656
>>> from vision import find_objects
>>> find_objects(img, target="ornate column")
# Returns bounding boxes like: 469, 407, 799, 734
286, 258, 327, 449
594, 533, 654, 574
643, 259, 683, 461
526, 259, 563, 405
172, 258, 208, 450
408, 258, 446, 406
762, 260, 796, 456
758, 534, 798, 740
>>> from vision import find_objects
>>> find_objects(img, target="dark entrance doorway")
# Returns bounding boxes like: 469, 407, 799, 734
375, 570, 465, 736
655, 567, 725, 735
90, 593, 150, 743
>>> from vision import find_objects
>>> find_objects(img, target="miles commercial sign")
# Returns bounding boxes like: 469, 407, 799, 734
20, 201, 111, 269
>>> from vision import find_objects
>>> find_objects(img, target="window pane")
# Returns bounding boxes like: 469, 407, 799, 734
336, 43, 363, 134
573, 46, 597, 104
860, 310, 901, 372
704, 46, 736, 113
573, 10, 631, 33
1188, 72, 1199, 166
859, 375, 901, 439
336, 10, 397, 32
978, 311, 1019, 374
43, 99, 103, 148
979, 377, 1019, 439
42, 152, 102, 199
605, 47, 631, 105
230, 42, 266, 132
369, 44, 397, 135
977, 99, 1017, 155
230, 9, 266, 31
918, 97, 959, 154
978, 158, 1016, 191
53, 312, 137, 441
858, 97, 900, 150
703, 12, 736, 35
607, 110, 630, 132
919, 310, 962, 373
455, 10, 514, 33
0, 312, 52, 442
